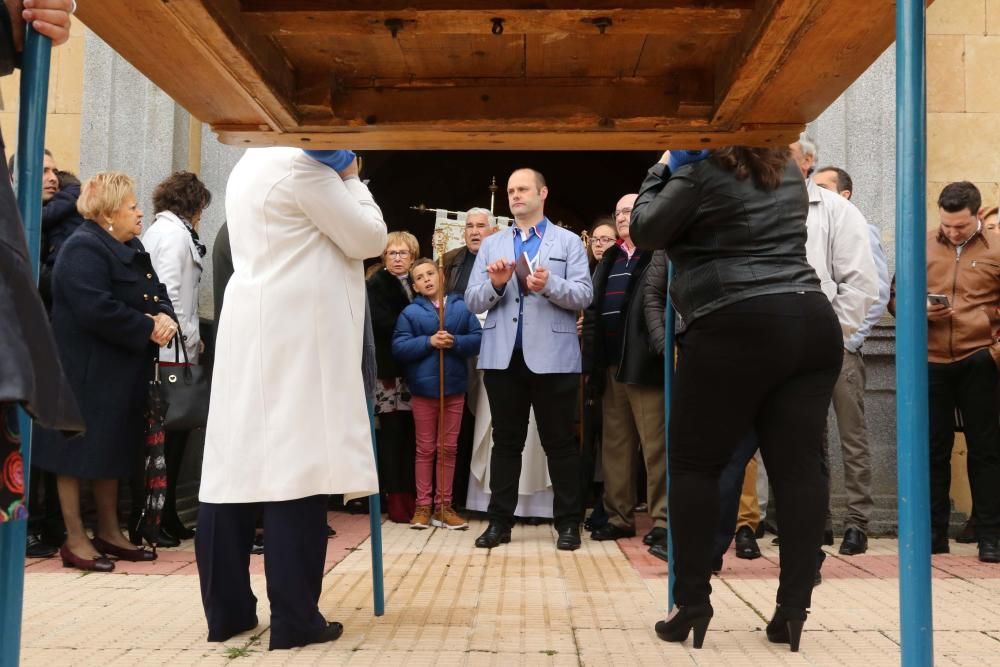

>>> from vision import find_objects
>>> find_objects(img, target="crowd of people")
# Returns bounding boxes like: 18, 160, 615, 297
3, 2, 999, 652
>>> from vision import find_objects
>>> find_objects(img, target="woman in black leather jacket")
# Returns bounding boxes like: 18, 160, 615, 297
630, 147, 842, 652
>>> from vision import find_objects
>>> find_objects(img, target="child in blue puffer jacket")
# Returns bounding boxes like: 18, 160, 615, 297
392, 258, 482, 530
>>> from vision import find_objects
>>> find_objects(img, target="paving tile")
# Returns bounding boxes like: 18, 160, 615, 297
18, 512, 1000, 665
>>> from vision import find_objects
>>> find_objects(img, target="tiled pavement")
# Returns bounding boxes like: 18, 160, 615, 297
18, 511, 1000, 665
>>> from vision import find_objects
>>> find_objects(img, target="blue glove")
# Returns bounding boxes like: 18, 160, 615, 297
303, 149, 356, 172
666, 150, 710, 173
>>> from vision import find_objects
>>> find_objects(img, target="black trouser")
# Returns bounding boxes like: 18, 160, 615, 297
451, 402, 476, 509
483, 349, 582, 528
27, 464, 64, 544
929, 350, 1000, 540
668, 293, 841, 610
163, 429, 190, 527
195, 495, 329, 650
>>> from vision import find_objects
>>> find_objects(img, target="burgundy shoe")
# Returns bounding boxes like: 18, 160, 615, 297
59, 544, 114, 573
92, 536, 157, 562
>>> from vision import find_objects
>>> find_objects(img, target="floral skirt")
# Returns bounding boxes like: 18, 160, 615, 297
0, 402, 27, 523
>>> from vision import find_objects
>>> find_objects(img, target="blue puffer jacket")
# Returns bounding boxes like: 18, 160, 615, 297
392, 294, 482, 398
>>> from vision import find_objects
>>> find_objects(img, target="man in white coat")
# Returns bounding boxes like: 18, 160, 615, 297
196, 148, 386, 651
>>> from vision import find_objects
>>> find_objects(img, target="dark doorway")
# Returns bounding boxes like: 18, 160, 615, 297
360, 150, 659, 256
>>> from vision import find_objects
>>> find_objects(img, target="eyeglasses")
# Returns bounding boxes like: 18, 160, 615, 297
614, 207, 633, 218
386, 250, 411, 258
590, 236, 616, 246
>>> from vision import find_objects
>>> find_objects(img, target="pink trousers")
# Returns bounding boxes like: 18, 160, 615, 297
411, 394, 465, 507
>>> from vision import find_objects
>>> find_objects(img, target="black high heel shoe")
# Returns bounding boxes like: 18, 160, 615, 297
766, 605, 808, 652
654, 603, 714, 649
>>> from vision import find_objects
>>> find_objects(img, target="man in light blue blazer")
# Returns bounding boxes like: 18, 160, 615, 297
465, 168, 593, 551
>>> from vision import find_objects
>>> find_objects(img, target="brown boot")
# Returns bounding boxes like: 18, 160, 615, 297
432, 504, 469, 530
410, 505, 432, 530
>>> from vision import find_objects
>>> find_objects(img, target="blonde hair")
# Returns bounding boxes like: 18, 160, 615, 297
77, 171, 136, 222
383, 230, 419, 259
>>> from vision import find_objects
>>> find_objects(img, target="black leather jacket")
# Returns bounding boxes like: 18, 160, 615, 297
630, 159, 821, 326
582, 244, 663, 388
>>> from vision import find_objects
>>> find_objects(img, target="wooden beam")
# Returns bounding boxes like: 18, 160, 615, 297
163, 0, 299, 131
238, 2, 753, 36
213, 122, 805, 151
710, 0, 821, 128
292, 75, 713, 126
75, 0, 269, 126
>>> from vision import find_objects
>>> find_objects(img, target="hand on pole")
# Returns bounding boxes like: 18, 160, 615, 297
430, 331, 454, 349
18, 0, 74, 47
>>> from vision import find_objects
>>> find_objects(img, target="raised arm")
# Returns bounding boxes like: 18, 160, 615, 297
630, 163, 704, 251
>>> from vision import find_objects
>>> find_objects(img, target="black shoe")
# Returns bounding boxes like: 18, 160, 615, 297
979, 537, 1000, 563
327, 524, 336, 537
649, 542, 669, 563
155, 526, 182, 548
475, 522, 511, 549
957, 517, 978, 544
251, 533, 265, 555
207, 616, 259, 643
734, 526, 761, 560
642, 527, 667, 546
654, 603, 714, 649
711, 556, 723, 574
823, 529, 834, 546
931, 533, 949, 554
839, 527, 868, 555
814, 549, 825, 587
269, 621, 343, 651
26, 534, 57, 558
161, 514, 195, 540
754, 523, 766, 539
766, 605, 808, 652
590, 523, 636, 541
556, 523, 581, 551
345, 498, 368, 515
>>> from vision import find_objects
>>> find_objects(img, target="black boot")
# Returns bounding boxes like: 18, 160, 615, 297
161, 430, 195, 540
654, 603, 714, 649
766, 605, 808, 652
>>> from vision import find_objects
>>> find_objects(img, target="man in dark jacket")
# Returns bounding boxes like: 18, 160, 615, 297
582, 193, 667, 556
440, 207, 495, 508
442, 207, 495, 295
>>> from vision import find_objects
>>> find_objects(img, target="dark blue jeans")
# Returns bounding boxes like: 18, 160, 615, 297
712, 432, 759, 563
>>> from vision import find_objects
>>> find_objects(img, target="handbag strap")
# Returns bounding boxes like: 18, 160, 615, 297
168, 314, 191, 365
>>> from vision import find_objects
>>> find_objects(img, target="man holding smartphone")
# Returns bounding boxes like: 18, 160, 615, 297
890, 181, 1000, 563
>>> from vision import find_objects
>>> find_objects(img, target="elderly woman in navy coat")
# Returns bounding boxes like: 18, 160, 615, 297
33, 172, 178, 573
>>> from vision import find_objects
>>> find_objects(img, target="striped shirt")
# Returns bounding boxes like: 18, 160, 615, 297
601, 245, 641, 365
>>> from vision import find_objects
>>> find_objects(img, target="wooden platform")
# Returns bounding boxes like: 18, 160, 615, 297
76, 1, 914, 150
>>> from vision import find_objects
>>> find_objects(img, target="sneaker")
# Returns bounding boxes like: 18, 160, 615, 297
432, 505, 469, 530
410, 505, 432, 530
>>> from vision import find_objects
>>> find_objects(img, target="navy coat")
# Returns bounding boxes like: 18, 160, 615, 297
392, 295, 481, 398
33, 222, 174, 479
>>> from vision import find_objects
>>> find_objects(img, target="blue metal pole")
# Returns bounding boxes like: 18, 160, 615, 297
895, 1, 933, 665
663, 264, 676, 611
0, 26, 53, 667
366, 399, 385, 616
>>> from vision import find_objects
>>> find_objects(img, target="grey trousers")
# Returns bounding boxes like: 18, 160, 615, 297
828, 349, 874, 530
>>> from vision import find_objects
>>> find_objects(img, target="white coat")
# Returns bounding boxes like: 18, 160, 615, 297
199, 147, 387, 503
142, 210, 203, 363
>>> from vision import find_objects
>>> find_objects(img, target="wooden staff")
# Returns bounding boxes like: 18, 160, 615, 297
578, 229, 591, 450
432, 230, 448, 515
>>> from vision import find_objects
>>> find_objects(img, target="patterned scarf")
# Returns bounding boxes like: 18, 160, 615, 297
183, 218, 207, 258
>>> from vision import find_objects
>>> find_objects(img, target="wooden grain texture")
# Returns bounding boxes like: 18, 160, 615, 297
214, 123, 804, 151
77, 0, 919, 149
238, 7, 752, 36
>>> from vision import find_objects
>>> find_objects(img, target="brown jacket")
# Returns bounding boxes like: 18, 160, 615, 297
891, 228, 1000, 365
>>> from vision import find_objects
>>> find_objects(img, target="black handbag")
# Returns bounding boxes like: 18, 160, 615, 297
157, 323, 210, 431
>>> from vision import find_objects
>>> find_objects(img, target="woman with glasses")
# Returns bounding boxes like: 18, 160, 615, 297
367, 231, 420, 522
587, 217, 617, 270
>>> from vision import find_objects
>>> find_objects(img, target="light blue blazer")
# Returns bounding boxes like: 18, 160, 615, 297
465, 222, 593, 373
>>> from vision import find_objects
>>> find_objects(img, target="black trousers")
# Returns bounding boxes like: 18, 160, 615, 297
451, 402, 476, 509
195, 494, 329, 650
929, 350, 1000, 539
712, 431, 759, 562
669, 293, 842, 610
483, 349, 582, 528
27, 464, 63, 544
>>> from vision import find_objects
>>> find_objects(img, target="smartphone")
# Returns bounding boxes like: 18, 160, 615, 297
927, 293, 951, 308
